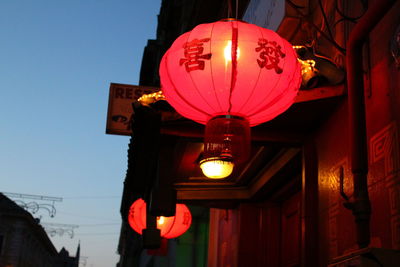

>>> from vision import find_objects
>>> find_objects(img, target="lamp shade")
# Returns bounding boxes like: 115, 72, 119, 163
199, 157, 234, 179
159, 19, 301, 127
128, 198, 192, 239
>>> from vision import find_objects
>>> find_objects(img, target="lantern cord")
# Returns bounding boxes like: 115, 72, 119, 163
227, 0, 232, 18
235, 0, 238, 20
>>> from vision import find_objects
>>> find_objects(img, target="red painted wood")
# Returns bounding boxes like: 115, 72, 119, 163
237, 204, 261, 267
263, 204, 281, 267
237, 198, 302, 267
280, 192, 301, 267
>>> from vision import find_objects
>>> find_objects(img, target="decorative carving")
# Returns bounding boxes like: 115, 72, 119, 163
389, 185, 400, 216
370, 122, 399, 182
391, 215, 400, 249
370, 122, 400, 248
328, 203, 340, 258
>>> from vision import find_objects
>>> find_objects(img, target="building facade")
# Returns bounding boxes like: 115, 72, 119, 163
116, 0, 400, 266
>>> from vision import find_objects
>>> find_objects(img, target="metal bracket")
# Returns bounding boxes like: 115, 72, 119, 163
2, 192, 62, 218
339, 166, 354, 210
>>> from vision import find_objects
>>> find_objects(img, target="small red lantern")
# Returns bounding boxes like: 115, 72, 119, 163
128, 198, 192, 239
160, 19, 301, 177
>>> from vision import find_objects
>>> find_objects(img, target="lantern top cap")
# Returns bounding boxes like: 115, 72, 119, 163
219, 18, 246, 23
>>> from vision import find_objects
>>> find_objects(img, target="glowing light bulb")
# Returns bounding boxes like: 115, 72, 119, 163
224, 41, 240, 62
200, 157, 234, 179
157, 216, 165, 225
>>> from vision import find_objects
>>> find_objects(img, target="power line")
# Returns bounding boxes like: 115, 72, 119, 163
77, 232, 119, 236
57, 211, 120, 222
79, 223, 120, 227
2, 192, 63, 202
62, 195, 119, 200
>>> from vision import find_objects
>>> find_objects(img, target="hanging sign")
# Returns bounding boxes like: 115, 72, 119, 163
106, 83, 159, 136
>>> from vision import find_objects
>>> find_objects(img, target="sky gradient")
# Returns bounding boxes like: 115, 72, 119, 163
0, 1, 161, 266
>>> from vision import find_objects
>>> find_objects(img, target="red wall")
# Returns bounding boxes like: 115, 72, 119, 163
207, 2, 400, 266
315, 1, 400, 266
208, 196, 302, 267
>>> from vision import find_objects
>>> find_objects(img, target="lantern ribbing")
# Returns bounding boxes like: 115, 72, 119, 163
160, 19, 301, 126
128, 199, 192, 239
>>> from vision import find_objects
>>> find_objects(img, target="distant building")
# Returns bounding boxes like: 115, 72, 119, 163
0, 193, 79, 267
55, 245, 80, 267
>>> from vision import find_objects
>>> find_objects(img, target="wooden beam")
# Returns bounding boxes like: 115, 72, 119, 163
295, 85, 345, 103
176, 148, 301, 201
248, 148, 301, 197
251, 129, 305, 143
235, 147, 267, 184
175, 181, 237, 186
301, 141, 319, 267
162, 123, 306, 143
177, 187, 250, 200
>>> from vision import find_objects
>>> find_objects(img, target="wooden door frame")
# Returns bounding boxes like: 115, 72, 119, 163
301, 141, 319, 267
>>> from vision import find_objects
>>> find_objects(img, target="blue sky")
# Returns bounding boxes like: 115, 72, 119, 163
0, 0, 161, 266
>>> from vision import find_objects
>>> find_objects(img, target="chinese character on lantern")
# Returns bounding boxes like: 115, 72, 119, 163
256, 38, 286, 74
179, 38, 212, 72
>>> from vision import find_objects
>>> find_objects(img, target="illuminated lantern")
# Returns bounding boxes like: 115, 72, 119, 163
159, 19, 301, 178
128, 198, 192, 239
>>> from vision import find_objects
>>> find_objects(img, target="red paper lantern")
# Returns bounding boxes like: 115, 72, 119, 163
159, 19, 301, 176
128, 198, 192, 239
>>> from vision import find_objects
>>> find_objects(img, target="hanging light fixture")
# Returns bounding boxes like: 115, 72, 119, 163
159, 19, 301, 178
199, 158, 234, 179
128, 198, 192, 239
199, 124, 235, 179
